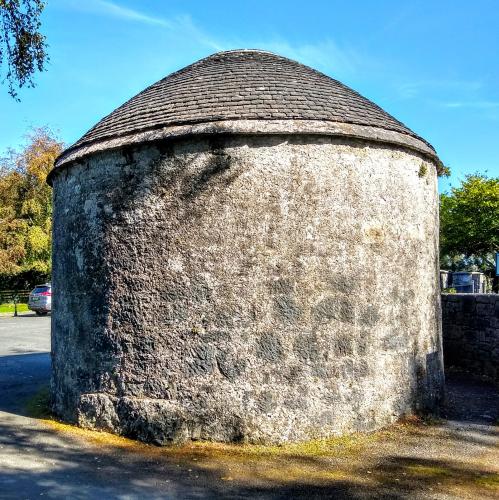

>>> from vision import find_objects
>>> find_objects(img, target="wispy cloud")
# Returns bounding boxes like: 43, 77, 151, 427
65, 1, 223, 50
440, 100, 499, 109
392, 79, 499, 116
171, 14, 224, 52
396, 80, 483, 100
78, 0, 173, 27
246, 39, 363, 77
62, 1, 363, 77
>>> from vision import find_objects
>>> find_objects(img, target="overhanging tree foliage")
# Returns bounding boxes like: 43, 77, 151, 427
440, 174, 499, 272
0, 0, 47, 98
0, 128, 62, 289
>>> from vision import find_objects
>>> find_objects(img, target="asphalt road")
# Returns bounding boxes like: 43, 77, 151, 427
0, 313, 51, 415
0, 314, 498, 499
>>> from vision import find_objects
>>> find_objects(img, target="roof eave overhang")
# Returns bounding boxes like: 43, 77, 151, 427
47, 119, 441, 185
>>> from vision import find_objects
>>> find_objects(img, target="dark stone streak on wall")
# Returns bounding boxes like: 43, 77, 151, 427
442, 293, 499, 383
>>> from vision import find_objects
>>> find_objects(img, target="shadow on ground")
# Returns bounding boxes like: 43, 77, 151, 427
0, 352, 50, 415
0, 408, 498, 499
0, 345, 498, 498
443, 371, 499, 425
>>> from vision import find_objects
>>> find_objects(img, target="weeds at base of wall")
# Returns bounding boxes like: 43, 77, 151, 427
24, 385, 52, 419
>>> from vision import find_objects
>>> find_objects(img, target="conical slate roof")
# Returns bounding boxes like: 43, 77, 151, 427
52, 49, 438, 175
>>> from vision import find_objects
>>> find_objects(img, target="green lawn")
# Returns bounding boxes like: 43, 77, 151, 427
0, 303, 29, 314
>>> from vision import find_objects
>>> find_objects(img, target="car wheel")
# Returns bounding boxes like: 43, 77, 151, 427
35, 311, 48, 316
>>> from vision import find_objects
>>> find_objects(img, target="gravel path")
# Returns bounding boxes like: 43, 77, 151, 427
443, 371, 499, 425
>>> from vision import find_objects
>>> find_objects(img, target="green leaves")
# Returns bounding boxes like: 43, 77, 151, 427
0, 0, 48, 98
440, 174, 499, 271
0, 127, 62, 283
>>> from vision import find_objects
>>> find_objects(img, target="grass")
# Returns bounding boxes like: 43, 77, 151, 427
475, 474, 499, 489
405, 464, 452, 477
24, 386, 52, 419
0, 302, 29, 314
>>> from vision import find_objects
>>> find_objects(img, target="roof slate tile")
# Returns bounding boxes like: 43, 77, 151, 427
64, 49, 433, 158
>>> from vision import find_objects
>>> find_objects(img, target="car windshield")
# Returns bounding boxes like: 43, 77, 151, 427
33, 286, 50, 294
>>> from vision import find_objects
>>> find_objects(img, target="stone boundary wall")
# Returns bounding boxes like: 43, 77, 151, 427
441, 294, 499, 383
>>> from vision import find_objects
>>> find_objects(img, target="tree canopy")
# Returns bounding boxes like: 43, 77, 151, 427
0, 0, 47, 98
0, 128, 62, 289
440, 174, 499, 272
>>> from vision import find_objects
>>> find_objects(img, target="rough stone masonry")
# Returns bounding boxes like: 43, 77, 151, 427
48, 50, 445, 445
442, 293, 499, 383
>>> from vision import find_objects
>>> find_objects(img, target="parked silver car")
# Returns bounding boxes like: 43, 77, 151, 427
28, 283, 52, 315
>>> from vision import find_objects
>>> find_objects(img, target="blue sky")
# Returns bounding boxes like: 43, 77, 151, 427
1, 0, 498, 191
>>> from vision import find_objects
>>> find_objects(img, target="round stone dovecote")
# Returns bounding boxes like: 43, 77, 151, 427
48, 49, 444, 445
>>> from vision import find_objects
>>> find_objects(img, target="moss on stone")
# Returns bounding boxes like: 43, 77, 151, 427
405, 464, 451, 477
418, 162, 428, 177
475, 473, 499, 489
24, 385, 51, 419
